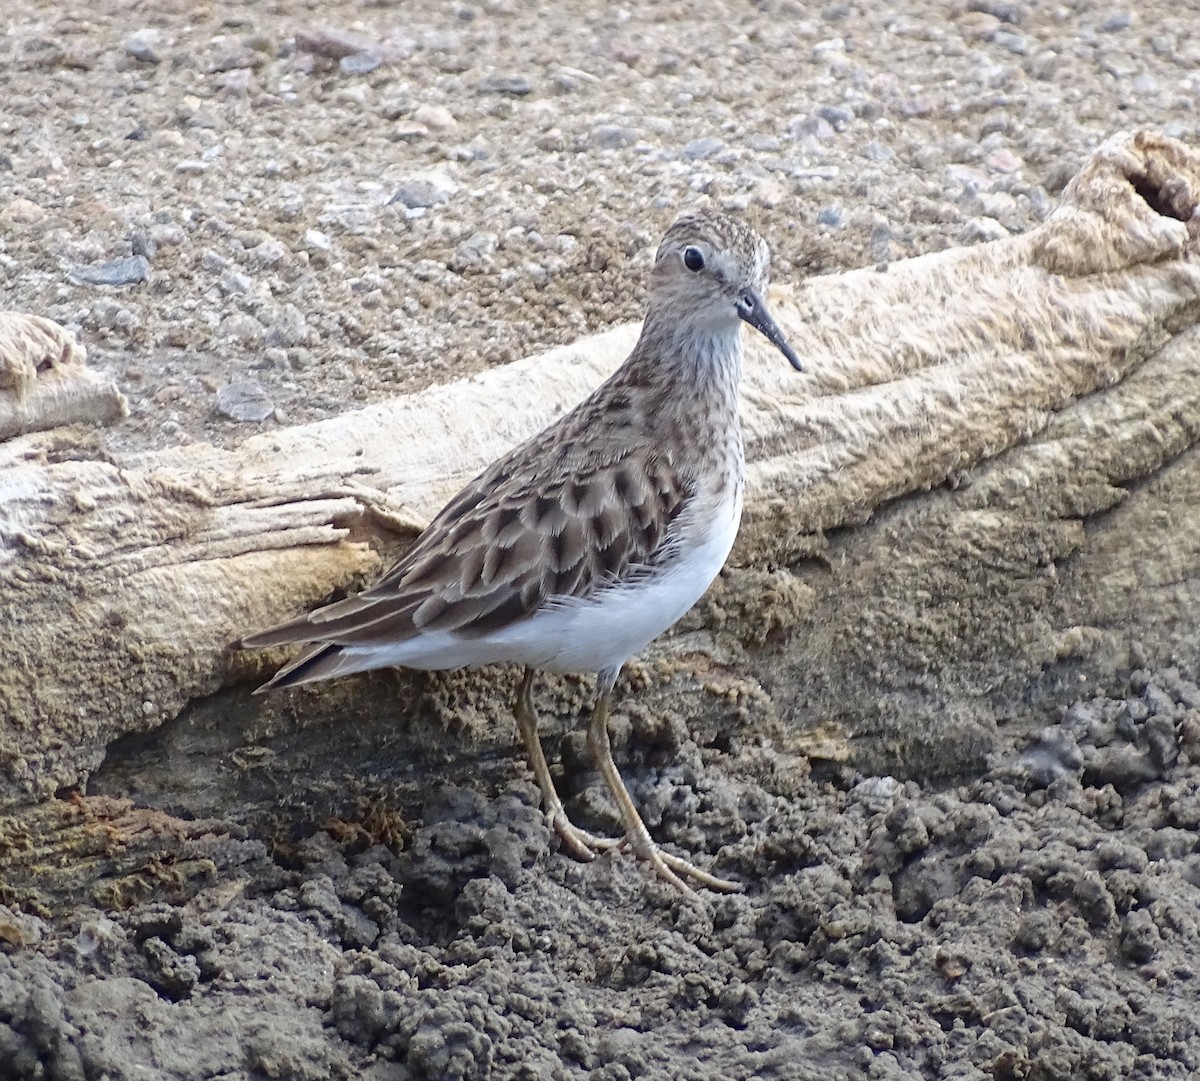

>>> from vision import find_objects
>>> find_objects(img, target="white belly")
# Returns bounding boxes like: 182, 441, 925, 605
341, 482, 743, 678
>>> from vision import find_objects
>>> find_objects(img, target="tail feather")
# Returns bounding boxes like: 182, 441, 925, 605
241, 592, 425, 651
254, 641, 361, 692
243, 599, 422, 693
240, 613, 323, 650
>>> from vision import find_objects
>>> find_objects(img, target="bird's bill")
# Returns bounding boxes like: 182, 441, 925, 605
738, 289, 805, 372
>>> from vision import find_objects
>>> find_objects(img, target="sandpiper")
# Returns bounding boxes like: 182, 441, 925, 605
242, 209, 804, 892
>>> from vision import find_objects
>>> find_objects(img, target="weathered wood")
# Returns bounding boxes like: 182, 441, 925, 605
0, 312, 127, 441
0, 795, 273, 915
1, 129, 1198, 810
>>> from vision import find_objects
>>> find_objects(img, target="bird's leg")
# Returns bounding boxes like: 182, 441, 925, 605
512, 667, 619, 861
586, 686, 742, 894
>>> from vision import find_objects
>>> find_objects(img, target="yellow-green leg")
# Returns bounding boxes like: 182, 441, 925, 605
513, 667, 619, 862
586, 687, 742, 894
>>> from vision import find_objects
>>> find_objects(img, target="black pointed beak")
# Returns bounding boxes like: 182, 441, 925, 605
736, 289, 804, 372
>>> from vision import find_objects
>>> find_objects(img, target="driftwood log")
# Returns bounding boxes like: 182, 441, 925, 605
2, 128, 1199, 838
0, 312, 127, 442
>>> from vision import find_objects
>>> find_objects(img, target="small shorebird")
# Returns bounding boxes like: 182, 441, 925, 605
242, 209, 804, 892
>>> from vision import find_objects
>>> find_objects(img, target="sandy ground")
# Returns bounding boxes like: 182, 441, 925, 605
3, 0, 1200, 1078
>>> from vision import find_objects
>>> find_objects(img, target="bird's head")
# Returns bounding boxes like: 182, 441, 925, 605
648, 209, 804, 371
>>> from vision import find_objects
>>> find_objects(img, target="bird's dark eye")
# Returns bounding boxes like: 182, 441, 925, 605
683, 246, 705, 272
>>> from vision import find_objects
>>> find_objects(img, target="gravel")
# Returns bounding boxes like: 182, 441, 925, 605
2, 0, 1192, 454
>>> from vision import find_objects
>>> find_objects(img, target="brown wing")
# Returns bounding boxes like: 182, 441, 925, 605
242, 444, 689, 652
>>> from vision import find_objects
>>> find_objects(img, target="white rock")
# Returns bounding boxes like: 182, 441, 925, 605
413, 104, 457, 131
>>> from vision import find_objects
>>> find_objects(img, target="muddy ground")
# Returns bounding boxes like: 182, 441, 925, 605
3, 0, 1200, 1078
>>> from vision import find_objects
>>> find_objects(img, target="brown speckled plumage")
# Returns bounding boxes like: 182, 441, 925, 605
243, 209, 804, 892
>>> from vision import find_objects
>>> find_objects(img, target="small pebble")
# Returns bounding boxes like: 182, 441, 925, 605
390, 171, 458, 209
683, 137, 723, 161
449, 231, 498, 272
868, 223, 893, 262
294, 26, 376, 61
218, 312, 263, 342
813, 37, 846, 59
746, 133, 780, 152
131, 233, 157, 260
1099, 51, 1139, 80
122, 28, 166, 64
2, 198, 46, 224
944, 163, 991, 192
304, 229, 331, 251
340, 52, 381, 76
250, 239, 288, 267
975, 191, 1018, 219
219, 269, 253, 295
992, 29, 1027, 54
215, 69, 257, 96
214, 381, 274, 422
959, 11, 1001, 39
589, 124, 639, 150
413, 104, 456, 131
1119, 910, 1161, 962
477, 73, 533, 96
390, 121, 429, 141
967, 0, 1024, 24
70, 255, 151, 287
961, 217, 1010, 242
1013, 728, 1085, 788
378, 93, 414, 120
985, 148, 1023, 173
201, 250, 231, 272
206, 47, 260, 73
818, 104, 854, 131
265, 304, 309, 347
789, 114, 836, 141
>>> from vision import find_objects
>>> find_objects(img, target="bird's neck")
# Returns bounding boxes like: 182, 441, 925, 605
594, 314, 744, 473
623, 313, 744, 413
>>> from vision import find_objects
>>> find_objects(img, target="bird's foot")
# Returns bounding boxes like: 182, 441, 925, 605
626, 835, 743, 895
551, 811, 740, 894
547, 809, 623, 862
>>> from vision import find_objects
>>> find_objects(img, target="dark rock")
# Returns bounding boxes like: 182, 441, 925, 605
294, 26, 376, 60
477, 73, 533, 96
214, 380, 274, 422
69, 255, 151, 286
818, 104, 854, 131
390, 171, 457, 208
967, 0, 1025, 24
683, 137, 724, 160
